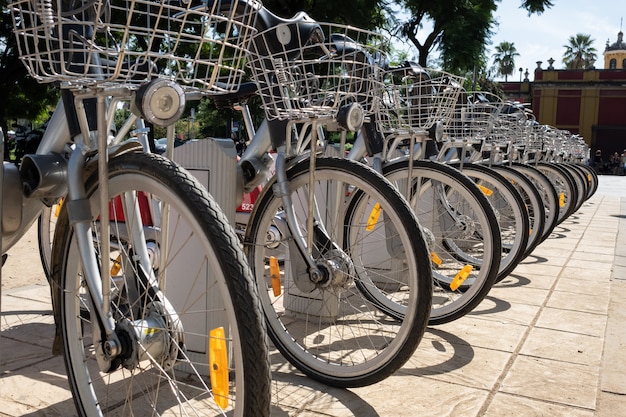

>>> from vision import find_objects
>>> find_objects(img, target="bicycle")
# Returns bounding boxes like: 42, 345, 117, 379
3, 0, 271, 415
30, 2, 435, 389
238, 62, 505, 325
438, 92, 533, 278
237, 13, 434, 387
344, 64, 503, 324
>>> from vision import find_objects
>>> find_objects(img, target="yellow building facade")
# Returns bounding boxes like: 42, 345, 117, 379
604, 30, 626, 69
502, 30, 626, 160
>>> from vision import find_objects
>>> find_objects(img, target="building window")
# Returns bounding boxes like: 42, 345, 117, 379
623, 58, 626, 69
610, 58, 617, 69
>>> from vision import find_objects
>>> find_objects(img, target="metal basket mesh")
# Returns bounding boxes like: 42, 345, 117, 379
377, 66, 464, 134
525, 123, 548, 151
9, 0, 260, 91
489, 112, 529, 145
246, 23, 388, 121
444, 91, 502, 142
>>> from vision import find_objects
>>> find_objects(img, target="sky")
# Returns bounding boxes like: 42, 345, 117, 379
489, 0, 623, 80
401, 0, 624, 80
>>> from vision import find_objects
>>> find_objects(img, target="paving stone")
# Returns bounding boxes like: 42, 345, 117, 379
483, 392, 594, 417
520, 327, 603, 366
546, 290, 610, 315
535, 307, 607, 338
501, 356, 599, 409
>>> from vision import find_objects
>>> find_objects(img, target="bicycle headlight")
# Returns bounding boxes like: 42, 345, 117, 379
135, 79, 186, 127
428, 121, 443, 141
337, 103, 365, 132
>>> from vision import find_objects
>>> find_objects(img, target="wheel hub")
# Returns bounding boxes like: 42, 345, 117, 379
455, 214, 476, 239
97, 301, 183, 373
317, 249, 355, 291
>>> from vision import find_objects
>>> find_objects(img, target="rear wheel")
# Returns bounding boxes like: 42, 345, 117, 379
38, 200, 63, 282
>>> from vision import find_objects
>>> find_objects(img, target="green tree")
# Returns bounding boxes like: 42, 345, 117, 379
562, 33, 597, 69
0, 2, 58, 141
492, 41, 520, 81
392, 0, 554, 73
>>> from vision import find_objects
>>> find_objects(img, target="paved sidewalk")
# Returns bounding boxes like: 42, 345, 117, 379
1, 175, 625, 416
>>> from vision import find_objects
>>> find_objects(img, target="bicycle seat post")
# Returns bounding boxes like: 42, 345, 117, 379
233, 101, 256, 143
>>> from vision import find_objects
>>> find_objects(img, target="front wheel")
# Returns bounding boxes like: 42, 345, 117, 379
383, 160, 501, 325
51, 152, 271, 416
450, 163, 529, 281
245, 156, 432, 388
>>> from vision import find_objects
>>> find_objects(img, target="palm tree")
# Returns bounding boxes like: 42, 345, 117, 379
562, 33, 597, 69
492, 41, 520, 81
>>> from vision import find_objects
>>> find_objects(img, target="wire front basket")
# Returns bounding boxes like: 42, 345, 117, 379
9, 0, 260, 92
246, 23, 388, 122
445, 91, 503, 142
377, 66, 464, 134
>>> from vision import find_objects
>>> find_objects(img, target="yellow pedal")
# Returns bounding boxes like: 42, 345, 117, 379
430, 252, 442, 267
209, 327, 229, 410
450, 264, 473, 291
559, 192, 565, 208
366, 202, 382, 231
478, 184, 493, 197
110, 255, 122, 276
269, 256, 281, 297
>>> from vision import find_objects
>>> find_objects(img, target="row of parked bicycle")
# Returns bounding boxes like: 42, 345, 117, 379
2, 0, 597, 415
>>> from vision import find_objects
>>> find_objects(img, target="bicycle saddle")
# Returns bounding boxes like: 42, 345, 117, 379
251, 3, 324, 57
211, 82, 258, 108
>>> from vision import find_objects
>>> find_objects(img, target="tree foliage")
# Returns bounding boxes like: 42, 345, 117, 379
562, 33, 597, 69
393, 0, 554, 73
0, 1, 58, 139
519, 0, 554, 14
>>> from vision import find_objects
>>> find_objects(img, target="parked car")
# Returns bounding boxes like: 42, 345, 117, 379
154, 137, 186, 154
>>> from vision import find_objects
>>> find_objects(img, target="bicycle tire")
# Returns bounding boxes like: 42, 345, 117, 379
487, 164, 546, 260
508, 163, 559, 244
244, 156, 432, 388
450, 163, 529, 281
560, 163, 587, 213
382, 159, 501, 325
51, 152, 271, 417
536, 162, 578, 224
575, 163, 598, 200
37, 198, 63, 283
37, 205, 54, 282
